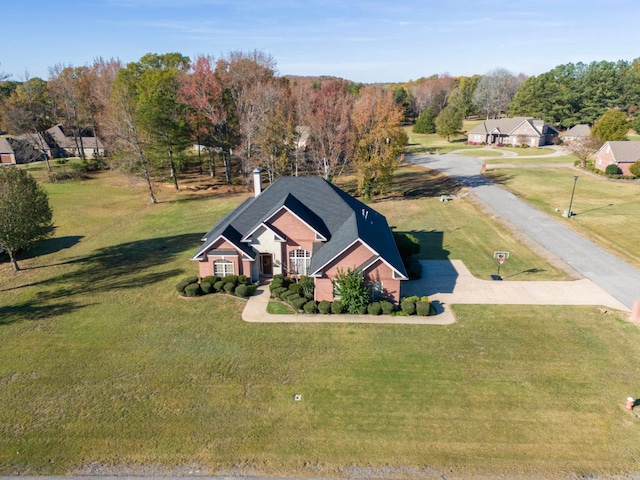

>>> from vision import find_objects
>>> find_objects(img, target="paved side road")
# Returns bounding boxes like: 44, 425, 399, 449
409, 153, 640, 310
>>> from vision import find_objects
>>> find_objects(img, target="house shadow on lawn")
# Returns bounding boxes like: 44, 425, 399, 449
398, 230, 459, 297
1, 234, 203, 317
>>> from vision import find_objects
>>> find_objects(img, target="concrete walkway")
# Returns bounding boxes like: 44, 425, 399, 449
241, 260, 628, 325
241, 282, 455, 325
408, 153, 640, 310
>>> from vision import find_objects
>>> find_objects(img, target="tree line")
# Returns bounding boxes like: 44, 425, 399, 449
0, 52, 407, 203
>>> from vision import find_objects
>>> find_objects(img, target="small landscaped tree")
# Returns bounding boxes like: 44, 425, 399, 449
591, 110, 629, 142
0, 168, 54, 271
412, 107, 436, 134
333, 267, 370, 314
566, 136, 602, 168
435, 105, 463, 142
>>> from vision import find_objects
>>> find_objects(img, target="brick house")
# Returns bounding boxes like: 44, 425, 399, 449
0, 138, 16, 164
595, 141, 640, 175
192, 170, 408, 303
467, 117, 559, 146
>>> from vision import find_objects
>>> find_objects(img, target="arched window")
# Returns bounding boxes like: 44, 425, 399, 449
213, 259, 234, 277
289, 249, 311, 276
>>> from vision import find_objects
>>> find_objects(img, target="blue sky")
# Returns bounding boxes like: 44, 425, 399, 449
2, 0, 638, 83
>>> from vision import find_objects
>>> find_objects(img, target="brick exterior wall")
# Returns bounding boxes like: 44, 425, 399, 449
314, 241, 401, 303
269, 208, 317, 277
596, 145, 616, 171
198, 237, 251, 279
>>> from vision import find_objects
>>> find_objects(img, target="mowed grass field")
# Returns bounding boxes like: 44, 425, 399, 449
486, 166, 640, 270
1, 165, 639, 478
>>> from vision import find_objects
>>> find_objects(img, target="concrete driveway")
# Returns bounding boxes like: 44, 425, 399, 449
403, 260, 628, 313
408, 153, 640, 310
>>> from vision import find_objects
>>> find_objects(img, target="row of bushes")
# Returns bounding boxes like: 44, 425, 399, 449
175, 274, 255, 298
585, 163, 637, 179
271, 288, 436, 317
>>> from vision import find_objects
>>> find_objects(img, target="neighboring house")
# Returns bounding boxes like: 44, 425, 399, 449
594, 141, 640, 175
467, 117, 559, 147
0, 137, 16, 164
16, 132, 53, 158
563, 124, 591, 141
192, 170, 409, 303
46, 124, 105, 159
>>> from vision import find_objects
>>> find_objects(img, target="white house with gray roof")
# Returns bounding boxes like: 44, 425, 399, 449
468, 117, 559, 147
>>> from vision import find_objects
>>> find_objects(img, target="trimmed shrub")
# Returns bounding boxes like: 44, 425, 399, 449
246, 285, 256, 297
303, 301, 317, 314
272, 286, 288, 299
213, 280, 225, 292
270, 280, 284, 293
223, 275, 238, 285
202, 275, 219, 285
401, 299, 416, 315
299, 276, 315, 299
272, 273, 284, 281
184, 283, 202, 297
286, 292, 302, 303
318, 300, 331, 314
291, 297, 307, 311
416, 301, 431, 316
605, 164, 621, 176
237, 274, 248, 284
235, 284, 248, 297
288, 283, 302, 294
331, 300, 343, 314
223, 282, 235, 293
356, 305, 368, 315
367, 302, 382, 315
630, 160, 640, 178
175, 276, 199, 293
200, 282, 213, 294
380, 300, 394, 315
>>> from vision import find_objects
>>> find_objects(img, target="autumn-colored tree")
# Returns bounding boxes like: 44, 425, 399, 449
106, 62, 158, 203
408, 74, 457, 115
215, 50, 277, 180
565, 136, 602, 168
473, 68, 523, 119
2, 76, 55, 171
351, 86, 406, 200
80, 57, 121, 157
48, 64, 91, 161
179, 54, 235, 180
256, 79, 296, 183
306, 79, 354, 180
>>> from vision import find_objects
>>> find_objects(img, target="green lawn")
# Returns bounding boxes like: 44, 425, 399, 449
484, 154, 577, 165
456, 149, 504, 157
485, 166, 640, 269
1, 167, 639, 477
404, 121, 483, 155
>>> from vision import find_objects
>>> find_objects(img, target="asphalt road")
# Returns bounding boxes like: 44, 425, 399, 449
409, 153, 640, 310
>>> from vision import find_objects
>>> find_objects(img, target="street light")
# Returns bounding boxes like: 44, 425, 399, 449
567, 175, 578, 218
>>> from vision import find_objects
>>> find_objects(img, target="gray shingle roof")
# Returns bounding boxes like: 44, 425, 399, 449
564, 124, 591, 138
468, 117, 534, 135
192, 176, 407, 278
601, 141, 640, 163
0, 137, 14, 154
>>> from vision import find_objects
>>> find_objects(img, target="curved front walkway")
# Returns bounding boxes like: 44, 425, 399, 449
241, 260, 628, 325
